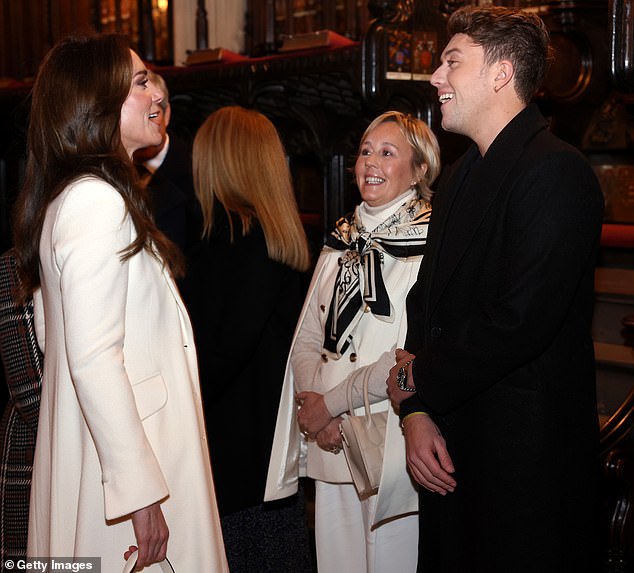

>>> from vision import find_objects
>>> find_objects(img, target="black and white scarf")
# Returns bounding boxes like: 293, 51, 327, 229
323, 194, 431, 358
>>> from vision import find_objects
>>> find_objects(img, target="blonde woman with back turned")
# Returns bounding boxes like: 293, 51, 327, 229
182, 105, 314, 572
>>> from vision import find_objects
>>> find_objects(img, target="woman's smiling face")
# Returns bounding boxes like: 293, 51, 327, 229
355, 120, 418, 207
119, 50, 165, 157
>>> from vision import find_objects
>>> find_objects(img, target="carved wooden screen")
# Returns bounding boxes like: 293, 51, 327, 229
245, 0, 369, 56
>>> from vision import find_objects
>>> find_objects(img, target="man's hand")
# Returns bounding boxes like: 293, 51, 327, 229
403, 413, 456, 495
386, 349, 416, 408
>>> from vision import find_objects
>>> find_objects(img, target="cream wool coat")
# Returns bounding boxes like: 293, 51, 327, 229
265, 201, 423, 526
27, 177, 228, 572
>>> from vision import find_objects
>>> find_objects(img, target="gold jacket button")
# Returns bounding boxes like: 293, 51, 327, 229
364, 305, 371, 313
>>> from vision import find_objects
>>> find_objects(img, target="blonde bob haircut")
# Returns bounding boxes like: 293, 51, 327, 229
360, 111, 441, 202
193, 106, 311, 272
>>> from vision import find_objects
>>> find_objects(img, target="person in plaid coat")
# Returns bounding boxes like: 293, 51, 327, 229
0, 248, 43, 571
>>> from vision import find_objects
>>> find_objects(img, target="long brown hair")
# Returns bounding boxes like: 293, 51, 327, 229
12, 34, 183, 300
193, 106, 311, 272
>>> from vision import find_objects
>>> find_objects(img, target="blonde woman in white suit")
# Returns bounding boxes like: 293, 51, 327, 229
266, 111, 441, 572
12, 34, 228, 572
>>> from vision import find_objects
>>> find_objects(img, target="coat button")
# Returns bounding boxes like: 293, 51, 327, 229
320, 304, 326, 312
321, 353, 328, 363
349, 353, 357, 362
431, 327, 442, 338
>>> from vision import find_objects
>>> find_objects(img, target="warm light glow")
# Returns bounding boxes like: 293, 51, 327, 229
157, 0, 168, 12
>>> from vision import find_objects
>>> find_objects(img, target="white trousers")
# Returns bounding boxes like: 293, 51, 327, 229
314, 480, 418, 573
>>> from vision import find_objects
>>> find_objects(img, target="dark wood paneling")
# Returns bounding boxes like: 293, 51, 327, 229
1, 0, 50, 80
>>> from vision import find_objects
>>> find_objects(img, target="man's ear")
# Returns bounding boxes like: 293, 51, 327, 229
493, 60, 514, 92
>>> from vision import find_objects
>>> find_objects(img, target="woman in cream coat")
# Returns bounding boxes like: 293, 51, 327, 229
12, 35, 228, 572
266, 111, 441, 572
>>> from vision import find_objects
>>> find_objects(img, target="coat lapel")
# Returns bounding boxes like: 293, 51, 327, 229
427, 105, 549, 315
421, 145, 478, 326
159, 262, 198, 377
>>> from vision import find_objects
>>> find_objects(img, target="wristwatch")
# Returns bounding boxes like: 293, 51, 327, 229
396, 360, 416, 392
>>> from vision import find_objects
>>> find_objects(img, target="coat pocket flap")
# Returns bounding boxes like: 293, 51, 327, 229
132, 372, 167, 420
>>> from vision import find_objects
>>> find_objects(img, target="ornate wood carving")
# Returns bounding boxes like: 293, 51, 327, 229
245, 0, 371, 57
610, 0, 634, 91
602, 444, 634, 571
196, 0, 208, 49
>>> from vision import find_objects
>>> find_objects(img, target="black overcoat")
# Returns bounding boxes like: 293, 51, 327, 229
402, 104, 604, 572
181, 210, 307, 517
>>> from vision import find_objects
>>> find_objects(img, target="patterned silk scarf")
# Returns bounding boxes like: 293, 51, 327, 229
323, 194, 431, 358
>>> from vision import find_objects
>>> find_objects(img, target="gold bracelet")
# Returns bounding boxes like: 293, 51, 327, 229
400, 411, 429, 429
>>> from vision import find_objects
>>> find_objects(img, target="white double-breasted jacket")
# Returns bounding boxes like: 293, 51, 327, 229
265, 205, 423, 526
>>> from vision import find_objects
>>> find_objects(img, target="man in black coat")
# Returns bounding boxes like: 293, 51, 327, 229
387, 6, 604, 572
